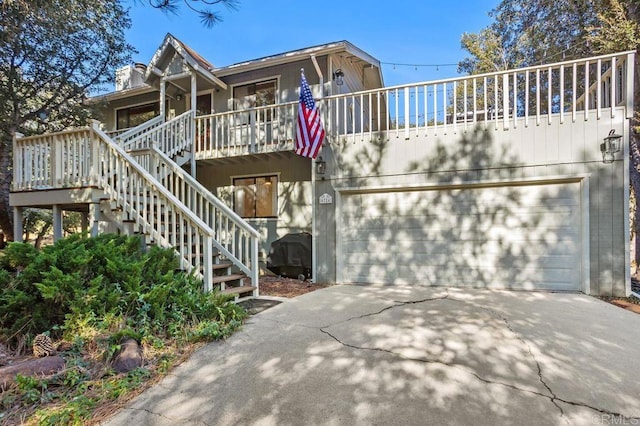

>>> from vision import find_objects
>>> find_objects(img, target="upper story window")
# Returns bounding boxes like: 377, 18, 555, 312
233, 79, 277, 110
116, 102, 160, 129
233, 175, 278, 219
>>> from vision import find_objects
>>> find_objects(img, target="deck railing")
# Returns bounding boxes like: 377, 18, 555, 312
12, 128, 96, 190
195, 104, 297, 159
130, 145, 260, 287
193, 50, 634, 159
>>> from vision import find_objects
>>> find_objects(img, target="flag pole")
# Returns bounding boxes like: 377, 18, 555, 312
309, 65, 317, 284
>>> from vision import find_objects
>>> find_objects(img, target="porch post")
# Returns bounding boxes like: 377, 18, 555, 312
52, 205, 63, 241
13, 206, 23, 242
88, 202, 100, 238
190, 72, 197, 178
81, 211, 89, 234
160, 77, 166, 120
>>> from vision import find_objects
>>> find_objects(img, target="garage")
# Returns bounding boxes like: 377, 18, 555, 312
337, 180, 586, 291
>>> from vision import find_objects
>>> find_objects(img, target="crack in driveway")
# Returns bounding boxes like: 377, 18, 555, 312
317, 293, 640, 422
118, 407, 213, 425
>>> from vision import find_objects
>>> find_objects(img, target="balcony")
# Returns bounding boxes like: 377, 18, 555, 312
193, 51, 634, 161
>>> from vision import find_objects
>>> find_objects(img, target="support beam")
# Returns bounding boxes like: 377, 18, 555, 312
81, 211, 90, 236
191, 72, 197, 178
160, 78, 166, 118
310, 55, 324, 97
13, 207, 23, 242
52, 205, 63, 241
88, 203, 100, 238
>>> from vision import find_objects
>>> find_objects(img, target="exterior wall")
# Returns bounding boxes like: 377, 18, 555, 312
196, 155, 312, 261
213, 57, 330, 114
328, 54, 369, 95
315, 107, 629, 296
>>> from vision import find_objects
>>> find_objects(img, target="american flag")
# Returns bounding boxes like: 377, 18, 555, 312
295, 72, 325, 159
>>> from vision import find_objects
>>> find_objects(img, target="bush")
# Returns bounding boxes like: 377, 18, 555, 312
0, 234, 246, 348
0, 234, 248, 424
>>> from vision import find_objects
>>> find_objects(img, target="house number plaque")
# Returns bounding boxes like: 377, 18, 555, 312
319, 193, 333, 205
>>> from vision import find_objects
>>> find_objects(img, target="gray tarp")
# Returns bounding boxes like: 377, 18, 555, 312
267, 232, 312, 278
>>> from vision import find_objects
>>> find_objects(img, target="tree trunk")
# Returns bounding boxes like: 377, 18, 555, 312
0, 134, 14, 241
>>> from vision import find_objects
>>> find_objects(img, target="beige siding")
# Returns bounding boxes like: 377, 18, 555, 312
197, 154, 312, 259
316, 107, 629, 296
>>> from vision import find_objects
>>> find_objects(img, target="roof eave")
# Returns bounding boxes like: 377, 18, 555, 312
213, 41, 381, 77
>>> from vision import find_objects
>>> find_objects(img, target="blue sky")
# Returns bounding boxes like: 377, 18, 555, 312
124, 0, 498, 87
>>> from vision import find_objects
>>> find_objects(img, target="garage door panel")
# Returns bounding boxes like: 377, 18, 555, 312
340, 182, 583, 291
344, 265, 578, 290
342, 237, 578, 256
343, 212, 578, 233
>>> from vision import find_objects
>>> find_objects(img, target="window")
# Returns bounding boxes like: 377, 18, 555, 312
233, 79, 277, 122
233, 79, 277, 109
233, 175, 278, 218
116, 103, 160, 129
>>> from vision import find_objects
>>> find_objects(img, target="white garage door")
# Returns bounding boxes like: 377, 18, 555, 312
339, 182, 584, 291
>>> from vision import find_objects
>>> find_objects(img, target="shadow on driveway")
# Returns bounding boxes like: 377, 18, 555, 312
104, 285, 640, 426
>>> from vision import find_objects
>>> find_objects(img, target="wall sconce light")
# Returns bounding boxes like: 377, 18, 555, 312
333, 69, 344, 86
315, 156, 326, 175
175, 93, 183, 101
600, 129, 622, 163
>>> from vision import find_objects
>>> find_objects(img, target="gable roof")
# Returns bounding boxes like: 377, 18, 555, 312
95, 35, 383, 101
145, 33, 226, 89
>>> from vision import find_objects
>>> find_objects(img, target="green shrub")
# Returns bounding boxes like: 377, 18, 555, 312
0, 233, 248, 424
0, 233, 246, 347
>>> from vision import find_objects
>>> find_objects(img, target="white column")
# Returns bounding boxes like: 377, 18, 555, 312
81, 211, 89, 234
88, 203, 100, 237
13, 207, 23, 242
160, 78, 166, 119
52, 205, 63, 241
190, 72, 197, 178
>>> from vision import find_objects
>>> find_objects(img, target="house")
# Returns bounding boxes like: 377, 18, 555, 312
10, 34, 636, 297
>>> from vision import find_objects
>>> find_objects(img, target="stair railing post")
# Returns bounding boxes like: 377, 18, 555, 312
150, 141, 159, 180
91, 121, 102, 186
251, 235, 259, 296
203, 235, 213, 292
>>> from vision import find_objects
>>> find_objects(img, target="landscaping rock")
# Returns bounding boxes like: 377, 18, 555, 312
0, 356, 65, 389
113, 338, 143, 373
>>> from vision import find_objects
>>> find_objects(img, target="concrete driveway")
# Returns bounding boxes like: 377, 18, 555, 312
104, 285, 640, 425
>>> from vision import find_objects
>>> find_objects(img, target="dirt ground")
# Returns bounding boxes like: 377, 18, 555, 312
258, 275, 329, 298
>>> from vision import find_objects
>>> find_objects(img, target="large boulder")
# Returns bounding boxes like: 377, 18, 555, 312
112, 338, 143, 373
0, 356, 65, 389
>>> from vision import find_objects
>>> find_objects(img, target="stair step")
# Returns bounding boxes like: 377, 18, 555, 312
220, 286, 257, 296
212, 273, 245, 284
212, 261, 233, 270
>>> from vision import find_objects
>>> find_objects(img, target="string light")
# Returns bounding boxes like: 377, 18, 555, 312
381, 61, 458, 70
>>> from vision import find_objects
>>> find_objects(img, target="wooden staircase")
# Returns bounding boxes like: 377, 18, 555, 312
11, 117, 260, 299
